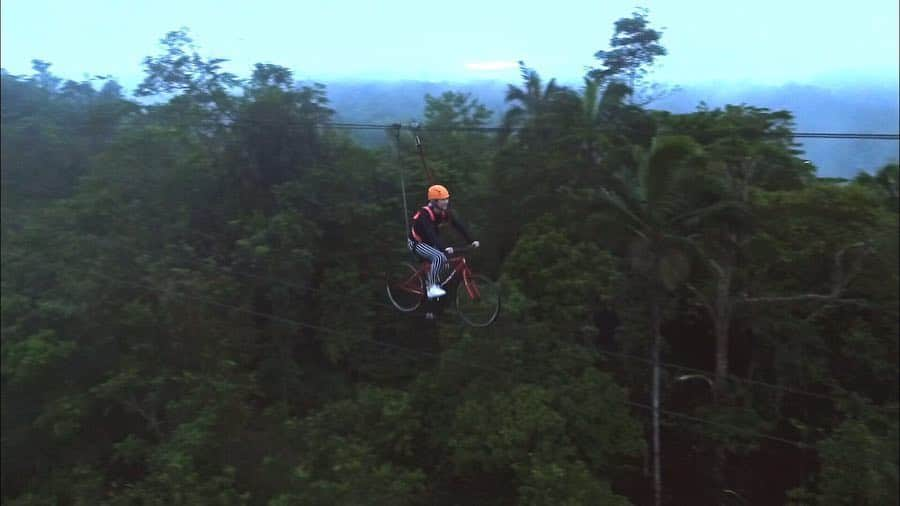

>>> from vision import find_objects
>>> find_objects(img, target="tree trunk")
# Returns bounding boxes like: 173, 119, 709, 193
713, 314, 730, 399
651, 295, 663, 506
712, 256, 734, 398
745, 333, 758, 408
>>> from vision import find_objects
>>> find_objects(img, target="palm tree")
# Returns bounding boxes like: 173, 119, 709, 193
490, 62, 582, 257
594, 134, 700, 506
578, 77, 635, 167
499, 61, 572, 144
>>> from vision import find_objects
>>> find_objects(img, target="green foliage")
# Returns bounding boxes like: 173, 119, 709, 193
2, 15, 898, 506
815, 415, 899, 506
789, 413, 899, 506
449, 384, 567, 472
639, 135, 698, 207
657, 104, 812, 190
590, 8, 667, 103
233, 65, 336, 194
269, 387, 427, 505
500, 215, 620, 327
424, 91, 492, 129
553, 368, 646, 467
514, 455, 631, 506
136, 29, 239, 112
1, 330, 76, 385
748, 183, 883, 295
447, 374, 640, 504
421, 90, 496, 217
854, 162, 899, 212
1, 63, 137, 207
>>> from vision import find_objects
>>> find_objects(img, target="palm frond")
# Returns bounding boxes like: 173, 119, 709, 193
641, 135, 699, 210
505, 84, 528, 104
518, 60, 532, 86
499, 106, 526, 143
544, 78, 560, 99
671, 200, 752, 227
596, 186, 651, 235
581, 77, 600, 125
655, 189, 693, 222
502, 106, 526, 128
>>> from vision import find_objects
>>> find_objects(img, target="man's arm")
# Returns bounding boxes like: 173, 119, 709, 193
449, 212, 474, 244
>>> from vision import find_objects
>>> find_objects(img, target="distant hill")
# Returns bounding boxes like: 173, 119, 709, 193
318, 78, 899, 178
318, 80, 509, 149
652, 81, 899, 178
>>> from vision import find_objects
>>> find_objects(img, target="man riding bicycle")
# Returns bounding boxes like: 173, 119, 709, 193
408, 184, 479, 299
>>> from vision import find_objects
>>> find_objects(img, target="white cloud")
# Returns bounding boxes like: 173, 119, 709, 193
464, 61, 518, 71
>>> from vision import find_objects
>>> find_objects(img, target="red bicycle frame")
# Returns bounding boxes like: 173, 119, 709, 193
404, 254, 481, 300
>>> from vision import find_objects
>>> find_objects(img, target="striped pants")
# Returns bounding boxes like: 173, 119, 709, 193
408, 239, 448, 287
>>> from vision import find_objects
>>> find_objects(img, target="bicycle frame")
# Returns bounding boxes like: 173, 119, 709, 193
404, 254, 480, 300
448, 257, 482, 301
388, 246, 498, 325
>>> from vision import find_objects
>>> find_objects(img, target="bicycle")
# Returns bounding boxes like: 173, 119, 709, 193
385, 244, 501, 327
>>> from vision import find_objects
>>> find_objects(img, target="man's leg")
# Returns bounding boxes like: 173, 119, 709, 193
412, 242, 448, 297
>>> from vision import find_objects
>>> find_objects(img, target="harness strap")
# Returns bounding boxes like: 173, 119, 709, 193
410, 206, 439, 243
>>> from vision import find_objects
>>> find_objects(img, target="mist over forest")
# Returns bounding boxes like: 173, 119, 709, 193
322, 78, 899, 178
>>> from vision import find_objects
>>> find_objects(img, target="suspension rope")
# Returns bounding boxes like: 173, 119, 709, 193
388, 123, 411, 238
412, 123, 436, 185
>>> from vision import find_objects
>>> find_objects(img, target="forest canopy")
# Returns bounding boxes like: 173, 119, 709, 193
2, 12, 897, 506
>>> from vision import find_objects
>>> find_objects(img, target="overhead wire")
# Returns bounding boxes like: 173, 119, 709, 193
9, 107, 898, 140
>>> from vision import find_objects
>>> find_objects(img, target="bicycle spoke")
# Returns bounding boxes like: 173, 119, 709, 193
456, 274, 500, 327
386, 263, 424, 312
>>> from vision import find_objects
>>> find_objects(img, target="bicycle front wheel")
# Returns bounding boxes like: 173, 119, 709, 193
456, 274, 501, 327
386, 262, 424, 312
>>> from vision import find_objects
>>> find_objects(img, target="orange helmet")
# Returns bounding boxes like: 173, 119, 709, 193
427, 184, 450, 200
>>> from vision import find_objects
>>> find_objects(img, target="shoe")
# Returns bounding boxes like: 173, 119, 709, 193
426, 284, 446, 299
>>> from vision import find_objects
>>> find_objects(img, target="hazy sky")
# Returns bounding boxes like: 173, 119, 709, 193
2, 0, 898, 90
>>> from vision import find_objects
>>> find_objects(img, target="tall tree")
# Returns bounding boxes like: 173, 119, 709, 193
593, 135, 700, 506
659, 105, 864, 396
135, 29, 240, 128
590, 8, 667, 103
232, 63, 335, 199
499, 61, 577, 144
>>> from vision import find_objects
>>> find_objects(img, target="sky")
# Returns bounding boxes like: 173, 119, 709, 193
2, 0, 898, 91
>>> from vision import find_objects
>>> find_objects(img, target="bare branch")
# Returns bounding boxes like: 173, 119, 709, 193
744, 241, 874, 306
124, 392, 164, 439
744, 294, 869, 306
681, 237, 724, 278
707, 258, 724, 279
832, 241, 872, 294
687, 283, 716, 321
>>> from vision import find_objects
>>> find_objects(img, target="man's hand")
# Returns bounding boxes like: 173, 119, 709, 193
444, 247, 454, 255
471, 241, 480, 248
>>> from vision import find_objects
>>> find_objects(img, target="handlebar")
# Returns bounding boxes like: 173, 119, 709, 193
447, 244, 479, 254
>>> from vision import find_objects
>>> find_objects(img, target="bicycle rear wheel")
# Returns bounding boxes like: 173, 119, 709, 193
386, 262, 424, 312
456, 274, 501, 327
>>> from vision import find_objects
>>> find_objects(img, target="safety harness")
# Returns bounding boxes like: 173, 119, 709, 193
410, 205, 446, 243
